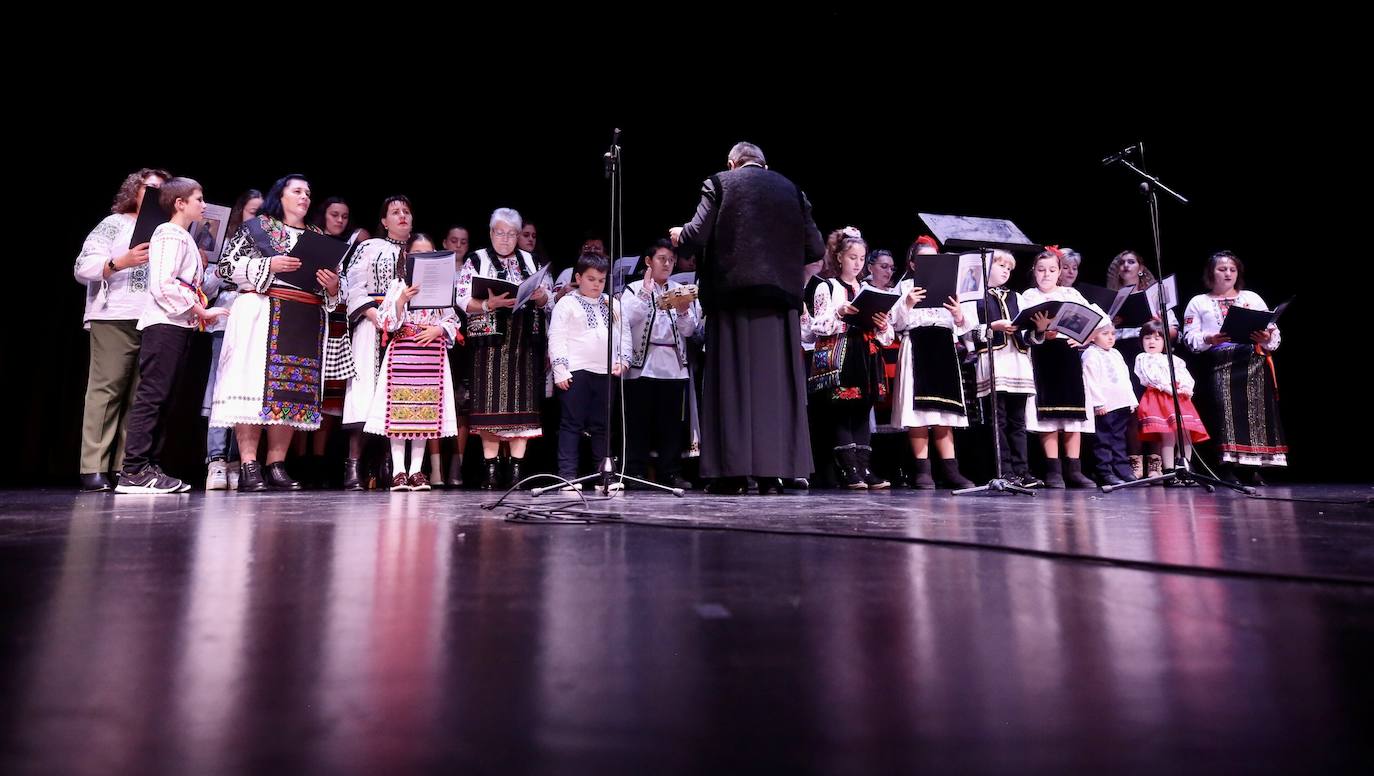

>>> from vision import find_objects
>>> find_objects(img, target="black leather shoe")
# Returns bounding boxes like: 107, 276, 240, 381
481, 459, 499, 491
80, 472, 112, 492
756, 477, 785, 495
705, 477, 747, 495
508, 458, 525, 489
238, 461, 269, 492
265, 461, 302, 491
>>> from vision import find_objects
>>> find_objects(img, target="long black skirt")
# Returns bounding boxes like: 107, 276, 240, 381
1210, 345, 1287, 466
469, 312, 544, 437
700, 307, 813, 479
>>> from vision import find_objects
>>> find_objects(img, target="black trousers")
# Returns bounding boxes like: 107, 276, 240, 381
832, 400, 873, 449
122, 324, 194, 473
557, 370, 611, 478
624, 377, 688, 480
1092, 407, 1134, 480
986, 392, 1029, 477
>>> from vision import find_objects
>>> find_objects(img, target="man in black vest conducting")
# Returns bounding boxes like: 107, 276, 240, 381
670, 142, 824, 494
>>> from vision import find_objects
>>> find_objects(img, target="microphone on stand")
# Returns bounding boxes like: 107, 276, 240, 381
604, 128, 621, 179
1101, 144, 1138, 166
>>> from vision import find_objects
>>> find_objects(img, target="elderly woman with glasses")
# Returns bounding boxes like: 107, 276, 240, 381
454, 207, 553, 489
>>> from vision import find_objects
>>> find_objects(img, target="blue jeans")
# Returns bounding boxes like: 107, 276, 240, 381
203, 332, 239, 463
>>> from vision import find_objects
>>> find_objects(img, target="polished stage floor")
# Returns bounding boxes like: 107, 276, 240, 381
2, 485, 1371, 774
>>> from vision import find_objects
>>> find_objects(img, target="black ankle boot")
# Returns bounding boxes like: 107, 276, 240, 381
342, 458, 364, 491
482, 458, 499, 491
910, 458, 936, 490
936, 458, 975, 489
1043, 459, 1065, 489
835, 447, 865, 489
509, 457, 525, 489
238, 461, 268, 493
856, 446, 889, 489
265, 462, 302, 491
1064, 458, 1096, 489
447, 455, 464, 488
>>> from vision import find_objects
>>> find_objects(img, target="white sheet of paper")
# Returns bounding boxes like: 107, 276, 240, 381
1108, 285, 1134, 318
612, 256, 639, 290
1144, 274, 1178, 312
515, 264, 550, 309
408, 252, 458, 308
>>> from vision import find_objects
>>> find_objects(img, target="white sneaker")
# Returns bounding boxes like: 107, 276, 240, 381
227, 463, 240, 490
206, 460, 229, 490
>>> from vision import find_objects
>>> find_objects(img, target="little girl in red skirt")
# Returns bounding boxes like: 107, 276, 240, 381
1133, 319, 1209, 476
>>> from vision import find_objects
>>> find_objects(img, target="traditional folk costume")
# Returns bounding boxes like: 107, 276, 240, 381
209, 215, 341, 431
621, 278, 704, 485
808, 278, 894, 486
454, 248, 552, 439
1182, 291, 1285, 468
964, 284, 1037, 482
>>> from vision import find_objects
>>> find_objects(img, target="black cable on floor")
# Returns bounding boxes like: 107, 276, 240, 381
498, 502, 1374, 588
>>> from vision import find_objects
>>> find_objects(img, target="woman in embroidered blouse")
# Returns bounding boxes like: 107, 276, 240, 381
73, 167, 169, 492
341, 195, 414, 489
1182, 250, 1285, 485
201, 188, 262, 490
454, 207, 553, 489
283, 195, 358, 487
209, 174, 342, 492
